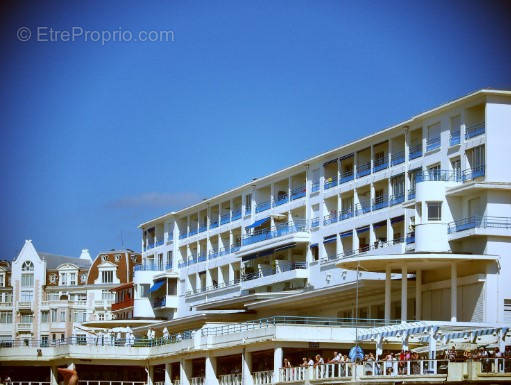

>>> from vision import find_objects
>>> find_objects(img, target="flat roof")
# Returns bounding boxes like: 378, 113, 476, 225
139, 89, 511, 228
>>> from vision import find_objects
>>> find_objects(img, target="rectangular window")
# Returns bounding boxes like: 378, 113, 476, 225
428, 164, 441, 180
140, 284, 150, 298
0, 311, 12, 323
245, 194, 252, 213
77, 334, 87, 345
51, 309, 57, 322
0, 273, 4, 287
59, 310, 66, 322
41, 335, 49, 347
468, 145, 485, 169
20, 291, 33, 302
60, 273, 67, 286
21, 314, 33, 323
427, 202, 442, 221
101, 270, 113, 283
41, 311, 49, 323
70, 273, 76, 286
21, 273, 34, 287
98, 313, 105, 321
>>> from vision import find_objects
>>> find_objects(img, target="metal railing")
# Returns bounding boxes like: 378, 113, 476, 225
220, 213, 231, 225
210, 220, 219, 229
480, 358, 511, 374
389, 193, 405, 206
361, 359, 448, 376
255, 200, 271, 213
311, 181, 320, 192
323, 237, 405, 264
450, 132, 461, 146
291, 184, 306, 200
199, 224, 207, 233
324, 176, 338, 190
447, 216, 511, 234
134, 263, 171, 272
252, 370, 273, 385
372, 196, 389, 211
407, 188, 416, 200
232, 209, 242, 221
462, 165, 485, 181
416, 170, 461, 183
311, 217, 320, 228
241, 221, 307, 246
373, 158, 388, 172
409, 143, 422, 160
465, 122, 485, 139
241, 262, 307, 282
391, 150, 405, 166
355, 201, 371, 215
340, 170, 354, 183
339, 208, 354, 221
77, 382, 145, 385
357, 162, 371, 178
218, 373, 242, 385
323, 213, 338, 226
274, 194, 289, 207
406, 232, 415, 244
426, 136, 441, 151
185, 279, 241, 296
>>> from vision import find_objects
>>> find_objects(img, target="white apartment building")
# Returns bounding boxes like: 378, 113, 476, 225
1, 89, 511, 385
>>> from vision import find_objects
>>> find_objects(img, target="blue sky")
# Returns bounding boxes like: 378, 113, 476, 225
1, 0, 510, 259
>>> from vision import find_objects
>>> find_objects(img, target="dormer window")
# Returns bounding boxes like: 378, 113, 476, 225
22, 261, 34, 271
114, 254, 121, 262
102, 270, 113, 283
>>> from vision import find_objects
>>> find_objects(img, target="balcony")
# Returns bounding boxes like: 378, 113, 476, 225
448, 216, 511, 234
311, 217, 320, 228
219, 374, 242, 385
198, 224, 207, 233
255, 200, 271, 213
274, 194, 289, 207
17, 323, 32, 331
391, 151, 405, 166
389, 193, 405, 206
324, 176, 338, 190
18, 301, 32, 310
207, 244, 240, 261
241, 262, 307, 290
232, 209, 242, 221
94, 298, 115, 307
461, 165, 485, 182
134, 263, 171, 272
426, 136, 441, 152
340, 170, 354, 184
210, 220, 219, 229
356, 162, 371, 178
339, 208, 354, 221
220, 213, 231, 225
416, 170, 461, 183
185, 279, 240, 297
372, 196, 389, 211
355, 201, 371, 216
407, 188, 416, 201
291, 184, 306, 200
373, 158, 388, 173
449, 132, 461, 146
465, 122, 485, 139
409, 143, 422, 160
179, 232, 188, 240
241, 221, 307, 247
323, 213, 338, 226
111, 298, 134, 311
189, 227, 199, 236
311, 181, 320, 193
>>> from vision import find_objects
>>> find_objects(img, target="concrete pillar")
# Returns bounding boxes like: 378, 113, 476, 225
147, 365, 154, 385
165, 363, 172, 385
376, 337, 383, 360
242, 349, 254, 385
386, 218, 393, 243
50, 366, 58, 385
273, 346, 283, 383
181, 359, 191, 385
415, 269, 422, 320
385, 265, 391, 322
205, 355, 219, 385
401, 264, 408, 322
429, 329, 437, 359
451, 263, 457, 322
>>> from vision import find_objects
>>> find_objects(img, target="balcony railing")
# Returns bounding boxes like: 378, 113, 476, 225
324, 176, 338, 190
372, 196, 389, 211
232, 209, 242, 221
406, 232, 415, 244
311, 217, 320, 228
323, 237, 405, 264
462, 165, 485, 182
253, 371, 273, 385
274, 194, 289, 207
426, 136, 441, 151
207, 244, 240, 260
389, 193, 405, 206
311, 181, 320, 192
450, 131, 461, 146
189, 227, 198, 236
134, 263, 171, 271
340, 170, 354, 183
198, 224, 207, 233
409, 143, 422, 160
210, 220, 219, 229
465, 122, 485, 139
323, 213, 338, 226
391, 150, 405, 166
355, 201, 371, 215
179, 232, 188, 239
18, 301, 32, 309
218, 374, 242, 385
447, 216, 511, 234
291, 184, 306, 200
407, 188, 416, 200
185, 279, 241, 296
111, 298, 134, 311
373, 158, 388, 172
191, 378, 204, 385
361, 359, 447, 377
356, 162, 371, 178
416, 170, 461, 183
339, 208, 354, 221
480, 358, 511, 374
220, 213, 231, 225
241, 221, 307, 246
17, 323, 32, 330
255, 200, 271, 213
241, 262, 307, 281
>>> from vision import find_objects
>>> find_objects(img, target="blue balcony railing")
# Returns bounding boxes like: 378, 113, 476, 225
241, 262, 307, 282
373, 158, 388, 173
189, 228, 198, 236
340, 170, 354, 184
245, 207, 252, 216
291, 185, 306, 200
409, 143, 422, 160
449, 132, 461, 146
311, 181, 320, 193
355, 201, 371, 215
426, 137, 441, 152
255, 200, 271, 213
389, 193, 405, 206
465, 122, 485, 139
198, 224, 207, 233
144, 243, 154, 251
179, 233, 188, 240
391, 151, 405, 166
406, 232, 415, 244
232, 209, 242, 221
416, 170, 461, 183
241, 221, 307, 246
372, 197, 389, 211
210, 220, 219, 229
311, 217, 320, 228
356, 162, 371, 178
448, 216, 511, 234
407, 188, 416, 200
339, 208, 354, 221
135, 263, 171, 272
274, 195, 289, 207
323, 213, 338, 226
324, 177, 338, 190
462, 165, 485, 182
220, 213, 231, 225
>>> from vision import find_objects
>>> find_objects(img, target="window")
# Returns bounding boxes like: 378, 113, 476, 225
140, 284, 150, 298
60, 273, 67, 286
73, 311, 86, 323
451, 158, 461, 179
59, 310, 66, 322
69, 273, 76, 286
21, 314, 33, 323
22, 261, 34, 271
0, 273, 4, 287
49, 273, 57, 283
41, 335, 49, 347
101, 270, 113, 283
0, 312, 12, 323
427, 202, 442, 221
428, 164, 441, 180
375, 151, 385, 164
77, 334, 87, 345
102, 289, 114, 301
98, 313, 105, 321
102, 255, 108, 262
51, 309, 57, 322
80, 273, 87, 283
20, 291, 33, 302
21, 273, 34, 287
467, 145, 485, 170
245, 194, 252, 212
391, 175, 405, 197
41, 311, 49, 323
114, 254, 121, 262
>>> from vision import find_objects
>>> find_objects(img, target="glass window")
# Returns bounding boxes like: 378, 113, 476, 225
101, 270, 113, 283
427, 202, 442, 221
20, 291, 33, 302
0, 312, 13, 323
140, 284, 150, 298
70, 273, 76, 286
59, 310, 66, 322
21, 314, 33, 323
21, 273, 34, 287
41, 311, 49, 323
51, 309, 57, 322
22, 261, 34, 271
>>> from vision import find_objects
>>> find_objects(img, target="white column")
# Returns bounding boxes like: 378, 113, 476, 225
273, 346, 283, 383
50, 366, 58, 385
242, 349, 254, 385
401, 264, 408, 322
451, 262, 457, 322
415, 269, 422, 320
147, 365, 154, 385
165, 363, 172, 385
385, 265, 391, 322
181, 359, 191, 385
205, 355, 219, 385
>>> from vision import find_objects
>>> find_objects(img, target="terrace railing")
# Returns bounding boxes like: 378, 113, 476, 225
323, 237, 405, 264
241, 262, 307, 282
255, 200, 271, 213
447, 216, 511, 234
185, 279, 241, 296
252, 370, 273, 385
291, 184, 306, 200
340, 170, 354, 184
461, 165, 485, 182
426, 136, 441, 151
274, 194, 289, 207
361, 359, 448, 376
323, 213, 338, 226
391, 150, 405, 166
324, 176, 338, 190
241, 221, 307, 246
409, 143, 422, 160
373, 157, 388, 172
416, 170, 461, 183
450, 131, 461, 146
311, 181, 320, 193
465, 122, 485, 139
357, 162, 371, 178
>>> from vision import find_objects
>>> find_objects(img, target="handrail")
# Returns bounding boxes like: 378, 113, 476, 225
372, 196, 389, 210
323, 213, 338, 225
465, 122, 485, 139
409, 142, 422, 159
324, 176, 338, 189
274, 194, 289, 206
416, 170, 461, 183
340, 169, 354, 183
291, 184, 306, 200
134, 263, 171, 272
461, 165, 485, 182
373, 157, 388, 172
311, 181, 320, 192
450, 131, 461, 146
391, 150, 405, 166
448, 216, 511, 234
357, 162, 371, 177
185, 279, 241, 296
255, 200, 271, 213
426, 136, 441, 151
241, 221, 307, 246
322, 237, 405, 264
241, 262, 307, 281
